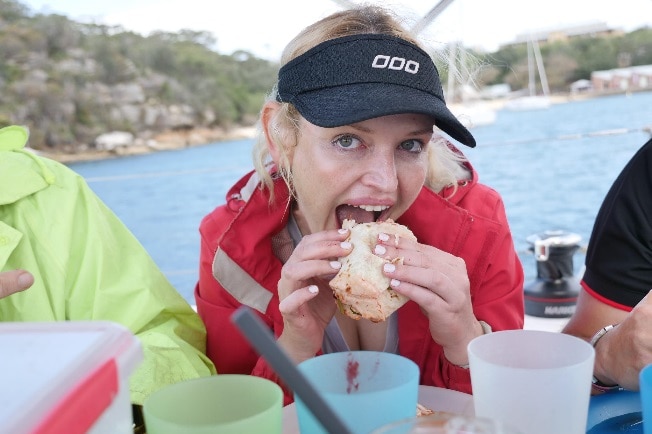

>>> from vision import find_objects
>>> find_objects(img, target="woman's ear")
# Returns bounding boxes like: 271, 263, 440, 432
261, 101, 283, 164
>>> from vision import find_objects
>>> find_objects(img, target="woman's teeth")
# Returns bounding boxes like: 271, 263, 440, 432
357, 205, 389, 212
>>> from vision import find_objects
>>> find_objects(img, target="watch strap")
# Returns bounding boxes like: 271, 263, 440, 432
589, 324, 620, 393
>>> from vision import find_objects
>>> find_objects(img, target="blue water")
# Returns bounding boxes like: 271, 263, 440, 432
68, 92, 652, 304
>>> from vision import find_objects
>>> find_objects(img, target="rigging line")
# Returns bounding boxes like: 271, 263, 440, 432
478, 126, 648, 148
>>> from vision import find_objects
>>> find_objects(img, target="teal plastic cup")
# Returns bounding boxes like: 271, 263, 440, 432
143, 375, 282, 434
295, 351, 419, 434
640, 364, 652, 434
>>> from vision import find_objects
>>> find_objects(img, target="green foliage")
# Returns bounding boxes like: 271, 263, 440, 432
478, 28, 652, 92
0, 0, 278, 149
0, 0, 28, 22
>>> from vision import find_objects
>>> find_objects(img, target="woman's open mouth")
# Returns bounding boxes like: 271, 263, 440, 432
335, 204, 390, 226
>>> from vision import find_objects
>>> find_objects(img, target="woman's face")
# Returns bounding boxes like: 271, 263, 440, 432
286, 113, 433, 235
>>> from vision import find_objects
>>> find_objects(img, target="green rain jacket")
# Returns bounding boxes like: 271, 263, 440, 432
0, 126, 216, 405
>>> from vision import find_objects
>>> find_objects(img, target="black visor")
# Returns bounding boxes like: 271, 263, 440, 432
276, 34, 475, 147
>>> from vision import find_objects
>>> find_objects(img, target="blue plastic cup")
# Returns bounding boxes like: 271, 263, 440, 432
640, 364, 652, 434
294, 351, 419, 434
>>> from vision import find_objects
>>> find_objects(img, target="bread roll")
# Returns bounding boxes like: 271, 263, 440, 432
329, 219, 416, 322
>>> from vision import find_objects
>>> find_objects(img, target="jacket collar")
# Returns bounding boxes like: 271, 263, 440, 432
0, 125, 55, 205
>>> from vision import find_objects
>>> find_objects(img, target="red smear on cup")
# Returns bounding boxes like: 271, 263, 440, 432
346, 354, 360, 394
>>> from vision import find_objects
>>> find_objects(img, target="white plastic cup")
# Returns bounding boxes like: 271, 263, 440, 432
468, 330, 595, 434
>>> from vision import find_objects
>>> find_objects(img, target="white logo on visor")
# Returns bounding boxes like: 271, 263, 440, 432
371, 55, 419, 74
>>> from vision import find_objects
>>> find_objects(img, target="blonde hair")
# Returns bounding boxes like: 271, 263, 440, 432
252, 5, 469, 200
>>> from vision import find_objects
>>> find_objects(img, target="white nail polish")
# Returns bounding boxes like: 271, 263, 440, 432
378, 232, 390, 242
390, 279, 400, 288
341, 241, 352, 249
308, 285, 319, 294
338, 228, 348, 234
374, 245, 386, 255
383, 263, 395, 273
330, 261, 341, 269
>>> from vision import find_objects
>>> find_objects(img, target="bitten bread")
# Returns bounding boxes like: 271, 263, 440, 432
329, 219, 416, 322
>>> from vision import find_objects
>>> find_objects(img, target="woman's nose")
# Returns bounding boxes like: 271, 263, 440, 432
361, 152, 399, 191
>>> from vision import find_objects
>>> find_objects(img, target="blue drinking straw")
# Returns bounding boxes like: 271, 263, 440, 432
231, 306, 355, 434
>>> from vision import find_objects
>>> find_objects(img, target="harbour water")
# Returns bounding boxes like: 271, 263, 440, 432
69, 91, 652, 304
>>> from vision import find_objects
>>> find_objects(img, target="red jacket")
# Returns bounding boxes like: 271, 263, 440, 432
195, 166, 524, 404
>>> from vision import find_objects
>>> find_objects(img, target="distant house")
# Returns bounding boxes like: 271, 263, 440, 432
506, 21, 624, 47
591, 65, 652, 92
570, 79, 593, 94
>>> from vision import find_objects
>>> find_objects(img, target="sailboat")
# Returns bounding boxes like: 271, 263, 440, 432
504, 37, 551, 111
446, 41, 498, 128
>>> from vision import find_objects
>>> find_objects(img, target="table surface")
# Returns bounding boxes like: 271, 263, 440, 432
523, 314, 570, 332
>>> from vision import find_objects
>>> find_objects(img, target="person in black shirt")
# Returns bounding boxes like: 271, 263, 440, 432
563, 137, 652, 393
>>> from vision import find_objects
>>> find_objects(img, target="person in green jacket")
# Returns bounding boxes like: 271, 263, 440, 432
0, 125, 216, 406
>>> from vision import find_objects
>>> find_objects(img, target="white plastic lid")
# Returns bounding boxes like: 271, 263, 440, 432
0, 321, 142, 434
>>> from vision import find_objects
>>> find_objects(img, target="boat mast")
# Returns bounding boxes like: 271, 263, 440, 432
411, 0, 456, 35
532, 39, 550, 96
528, 39, 535, 96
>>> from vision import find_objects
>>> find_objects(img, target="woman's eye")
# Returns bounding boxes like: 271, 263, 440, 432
334, 135, 361, 149
399, 139, 423, 153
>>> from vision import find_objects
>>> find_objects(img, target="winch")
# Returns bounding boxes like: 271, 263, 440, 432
524, 230, 583, 318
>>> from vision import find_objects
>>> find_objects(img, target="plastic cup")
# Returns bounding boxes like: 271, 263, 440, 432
468, 330, 595, 434
142, 374, 282, 434
295, 351, 419, 434
370, 413, 523, 434
640, 364, 652, 434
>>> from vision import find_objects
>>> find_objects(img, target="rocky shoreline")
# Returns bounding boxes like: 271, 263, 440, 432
40, 125, 258, 164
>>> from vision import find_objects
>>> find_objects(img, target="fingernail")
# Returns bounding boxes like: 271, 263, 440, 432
308, 285, 319, 294
340, 241, 352, 249
374, 245, 386, 255
378, 232, 390, 242
383, 263, 395, 273
390, 279, 401, 288
330, 261, 341, 270
17, 272, 33, 288
338, 228, 348, 235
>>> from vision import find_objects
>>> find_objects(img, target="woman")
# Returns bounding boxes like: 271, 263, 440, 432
195, 5, 524, 403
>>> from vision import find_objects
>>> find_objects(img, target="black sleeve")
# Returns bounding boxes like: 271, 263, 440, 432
581, 138, 652, 308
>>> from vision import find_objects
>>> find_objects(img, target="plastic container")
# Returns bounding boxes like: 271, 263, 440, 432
0, 321, 143, 434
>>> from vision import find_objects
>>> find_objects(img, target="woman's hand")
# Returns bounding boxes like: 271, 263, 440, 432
376, 232, 483, 366
276, 228, 352, 363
